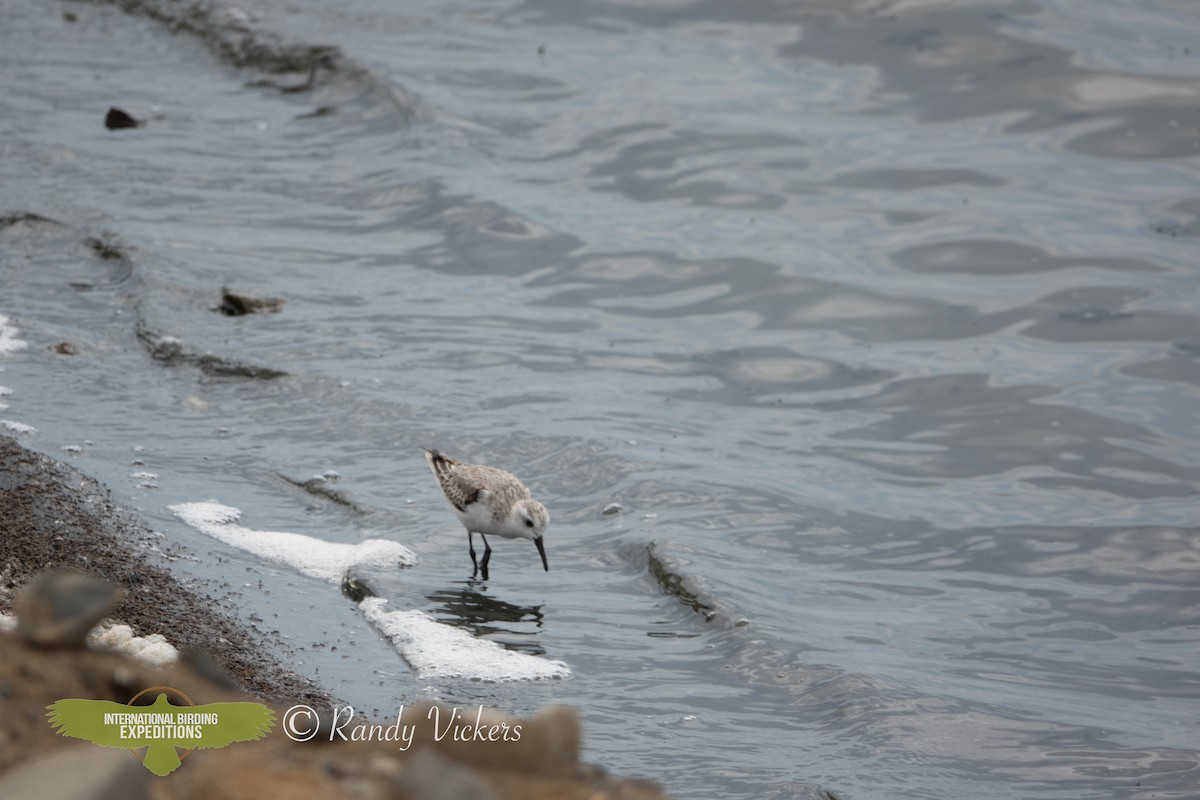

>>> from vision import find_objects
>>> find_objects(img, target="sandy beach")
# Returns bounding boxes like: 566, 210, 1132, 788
0, 432, 669, 799
0, 432, 326, 704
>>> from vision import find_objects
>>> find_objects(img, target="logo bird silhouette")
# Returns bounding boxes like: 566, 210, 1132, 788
47, 692, 275, 776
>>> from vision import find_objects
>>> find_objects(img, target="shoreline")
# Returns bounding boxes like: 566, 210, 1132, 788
0, 432, 327, 707
0, 432, 669, 799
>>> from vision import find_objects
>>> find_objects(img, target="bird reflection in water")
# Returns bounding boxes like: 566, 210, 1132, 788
426, 583, 547, 657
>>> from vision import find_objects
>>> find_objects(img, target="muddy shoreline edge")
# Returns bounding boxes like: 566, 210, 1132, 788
0, 432, 671, 799
0, 432, 328, 706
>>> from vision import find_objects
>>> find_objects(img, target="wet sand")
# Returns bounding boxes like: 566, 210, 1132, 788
0, 432, 670, 798
0, 198, 673, 791
0, 432, 326, 706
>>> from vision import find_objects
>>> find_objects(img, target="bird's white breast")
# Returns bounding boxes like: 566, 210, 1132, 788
454, 491, 520, 538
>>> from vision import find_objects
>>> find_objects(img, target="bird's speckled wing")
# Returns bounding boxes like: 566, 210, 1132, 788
426, 450, 529, 520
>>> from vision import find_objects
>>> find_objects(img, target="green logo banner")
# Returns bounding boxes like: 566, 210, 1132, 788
47, 687, 275, 776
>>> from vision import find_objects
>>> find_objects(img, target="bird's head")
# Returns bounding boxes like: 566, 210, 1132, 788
513, 498, 549, 538
514, 499, 550, 572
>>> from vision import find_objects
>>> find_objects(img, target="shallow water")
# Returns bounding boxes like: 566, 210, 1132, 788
2, 0, 1199, 797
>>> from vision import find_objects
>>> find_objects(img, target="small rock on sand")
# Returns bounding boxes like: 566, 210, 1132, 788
15, 570, 124, 649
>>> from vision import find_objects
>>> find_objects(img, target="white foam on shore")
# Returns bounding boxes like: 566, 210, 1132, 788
0, 420, 37, 436
0, 315, 28, 354
168, 503, 565, 682
169, 501, 417, 582
89, 623, 179, 667
360, 597, 570, 682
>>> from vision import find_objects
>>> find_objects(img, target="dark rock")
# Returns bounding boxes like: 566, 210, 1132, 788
104, 107, 141, 130
15, 570, 124, 649
0, 743, 149, 800
216, 287, 285, 316
393, 748, 498, 800
340, 573, 375, 603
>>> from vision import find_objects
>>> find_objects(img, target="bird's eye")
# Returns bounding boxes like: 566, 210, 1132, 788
525, 519, 534, 528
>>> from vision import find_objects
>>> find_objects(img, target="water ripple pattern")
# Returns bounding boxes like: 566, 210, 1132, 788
2, 0, 1198, 797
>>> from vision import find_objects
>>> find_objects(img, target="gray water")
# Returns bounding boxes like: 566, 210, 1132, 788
2, 0, 1199, 797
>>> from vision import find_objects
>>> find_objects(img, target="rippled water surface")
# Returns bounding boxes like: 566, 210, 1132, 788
2, 0, 1199, 797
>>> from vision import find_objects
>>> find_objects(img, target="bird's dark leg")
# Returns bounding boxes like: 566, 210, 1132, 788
479, 534, 492, 581
468, 531, 479, 577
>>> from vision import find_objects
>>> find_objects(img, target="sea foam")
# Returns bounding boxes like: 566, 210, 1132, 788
170, 501, 569, 681
169, 501, 417, 581
360, 597, 570, 682
0, 314, 28, 354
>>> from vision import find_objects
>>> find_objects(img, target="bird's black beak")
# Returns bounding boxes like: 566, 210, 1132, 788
534, 536, 548, 572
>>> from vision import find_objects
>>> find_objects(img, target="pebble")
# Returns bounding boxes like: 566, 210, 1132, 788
393, 748, 498, 800
341, 573, 375, 603
104, 107, 141, 130
0, 743, 148, 800
15, 570, 124, 649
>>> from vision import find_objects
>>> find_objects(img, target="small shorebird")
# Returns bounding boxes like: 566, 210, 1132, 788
423, 448, 549, 580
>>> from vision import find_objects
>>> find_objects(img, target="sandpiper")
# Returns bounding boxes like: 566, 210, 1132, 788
423, 448, 549, 580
